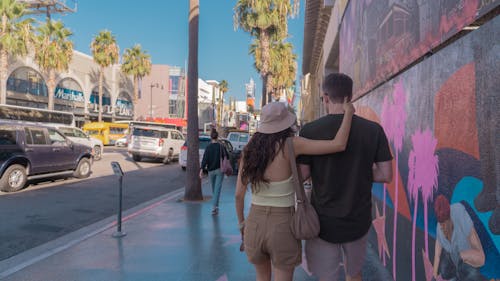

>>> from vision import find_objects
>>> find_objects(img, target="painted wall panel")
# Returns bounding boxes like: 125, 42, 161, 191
340, 0, 500, 98
355, 15, 499, 281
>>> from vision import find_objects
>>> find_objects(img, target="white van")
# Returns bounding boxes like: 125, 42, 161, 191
128, 126, 185, 163
227, 132, 249, 152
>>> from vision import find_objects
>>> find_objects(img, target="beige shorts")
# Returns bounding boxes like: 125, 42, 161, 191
305, 232, 368, 280
244, 204, 302, 270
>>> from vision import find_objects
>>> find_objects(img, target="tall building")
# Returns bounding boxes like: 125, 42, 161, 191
245, 78, 255, 112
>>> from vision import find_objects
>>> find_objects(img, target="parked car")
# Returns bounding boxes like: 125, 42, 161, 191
128, 125, 185, 163
226, 131, 250, 152
115, 137, 128, 147
0, 121, 93, 192
179, 136, 240, 174
52, 125, 104, 160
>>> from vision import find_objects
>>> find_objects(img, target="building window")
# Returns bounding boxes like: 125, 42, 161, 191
169, 100, 177, 116
7, 67, 48, 97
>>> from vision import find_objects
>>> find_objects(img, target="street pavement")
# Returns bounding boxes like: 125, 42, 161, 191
0, 175, 393, 281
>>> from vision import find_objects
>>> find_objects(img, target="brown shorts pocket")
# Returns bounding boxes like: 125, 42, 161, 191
271, 221, 301, 267
244, 219, 258, 250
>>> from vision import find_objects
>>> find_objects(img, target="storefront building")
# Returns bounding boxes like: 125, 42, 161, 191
4, 51, 134, 127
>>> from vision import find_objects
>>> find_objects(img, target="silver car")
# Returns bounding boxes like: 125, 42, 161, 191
52, 125, 104, 161
128, 126, 184, 164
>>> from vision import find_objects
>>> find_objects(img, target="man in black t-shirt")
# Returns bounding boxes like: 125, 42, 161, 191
297, 73, 393, 281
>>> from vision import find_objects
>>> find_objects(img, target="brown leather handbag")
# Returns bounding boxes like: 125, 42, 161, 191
287, 138, 320, 240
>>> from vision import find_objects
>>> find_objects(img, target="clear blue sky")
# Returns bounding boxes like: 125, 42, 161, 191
51, 0, 304, 107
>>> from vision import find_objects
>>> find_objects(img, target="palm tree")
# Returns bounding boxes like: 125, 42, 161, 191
234, 0, 298, 107
185, 0, 202, 201
218, 79, 228, 126
121, 44, 152, 120
0, 0, 30, 104
381, 80, 407, 276
269, 41, 296, 102
249, 39, 296, 103
408, 129, 439, 281
34, 20, 73, 110
91, 30, 119, 122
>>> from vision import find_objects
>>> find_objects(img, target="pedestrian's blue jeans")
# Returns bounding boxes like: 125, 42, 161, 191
208, 168, 224, 208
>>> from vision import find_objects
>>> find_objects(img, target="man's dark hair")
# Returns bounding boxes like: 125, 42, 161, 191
210, 128, 218, 140
323, 73, 353, 103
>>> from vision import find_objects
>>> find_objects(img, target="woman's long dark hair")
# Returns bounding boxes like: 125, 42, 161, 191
241, 127, 294, 192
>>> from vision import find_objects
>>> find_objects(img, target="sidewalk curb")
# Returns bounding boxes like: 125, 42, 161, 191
0, 186, 187, 279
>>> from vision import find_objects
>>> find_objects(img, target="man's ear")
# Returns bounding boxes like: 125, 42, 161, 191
323, 95, 330, 104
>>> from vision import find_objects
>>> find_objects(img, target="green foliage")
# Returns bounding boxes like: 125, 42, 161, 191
91, 30, 119, 68
219, 79, 229, 94
0, 0, 32, 58
121, 44, 151, 79
34, 20, 73, 72
234, 0, 299, 105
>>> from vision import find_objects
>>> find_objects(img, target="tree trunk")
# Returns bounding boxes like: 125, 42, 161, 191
260, 29, 270, 107
0, 14, 7, 105
0, 49, 7, 105
133, 76, 138, 120
185, 0, 202, 201
98, 67, 103, 122
261, 75, 267, 107
48, 70, 55, 110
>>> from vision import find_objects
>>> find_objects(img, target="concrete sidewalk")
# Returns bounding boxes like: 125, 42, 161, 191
1, 175, 392, 281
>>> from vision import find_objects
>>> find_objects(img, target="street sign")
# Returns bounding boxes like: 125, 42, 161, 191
111, 161, 123, 177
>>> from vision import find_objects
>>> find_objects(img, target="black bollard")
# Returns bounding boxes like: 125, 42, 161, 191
111, 161, 126, 238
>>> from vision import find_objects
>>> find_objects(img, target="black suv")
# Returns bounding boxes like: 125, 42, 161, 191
0, 121, 93, 192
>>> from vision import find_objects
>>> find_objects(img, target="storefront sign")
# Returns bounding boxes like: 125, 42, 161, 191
55, 87, 85, 102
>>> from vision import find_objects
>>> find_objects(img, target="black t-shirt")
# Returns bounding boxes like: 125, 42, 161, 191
297, 114, 392, 243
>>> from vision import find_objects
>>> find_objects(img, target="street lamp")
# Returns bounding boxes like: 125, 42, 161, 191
149, 83, 163, 119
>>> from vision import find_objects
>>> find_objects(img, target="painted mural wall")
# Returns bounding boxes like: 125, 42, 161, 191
340, 0, 500, 99
355, 14, 499, 281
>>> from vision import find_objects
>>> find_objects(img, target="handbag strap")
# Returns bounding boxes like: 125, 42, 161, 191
219, 142, 224, 160
286, 137, 306, 203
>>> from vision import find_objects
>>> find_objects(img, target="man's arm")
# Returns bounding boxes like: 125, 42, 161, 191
372, 160, 393, 183
433, 238, 442, 278
299, 164, 311, 182
460, 228, 485, 267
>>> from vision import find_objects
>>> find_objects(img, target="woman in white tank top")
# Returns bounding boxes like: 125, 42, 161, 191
235, 100, 354, 281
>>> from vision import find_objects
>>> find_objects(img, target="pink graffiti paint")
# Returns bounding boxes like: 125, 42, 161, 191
408, 129, 439, 281
372, 204, 390, 262
381, 80, 407, 280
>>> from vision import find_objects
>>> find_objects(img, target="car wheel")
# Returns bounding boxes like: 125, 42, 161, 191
0, 164, 27, 192
73, 158, 91, 179
132, 154, 141, 162
93, 145, 102, 161
163, 149, 174, 164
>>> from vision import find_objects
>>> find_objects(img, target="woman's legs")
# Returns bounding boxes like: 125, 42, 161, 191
254, 261, 272, 281
273, 266, 294, 281
212, 170, 224, 210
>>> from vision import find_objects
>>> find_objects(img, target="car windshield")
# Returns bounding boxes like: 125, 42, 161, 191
239, 134, 249, 142
199, 139, 211, 149
133, 128, 161, 138
183, 138, 211, 149
58, 127, 77, 137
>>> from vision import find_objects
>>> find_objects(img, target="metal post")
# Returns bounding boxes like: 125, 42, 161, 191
111, 161, 126, 238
